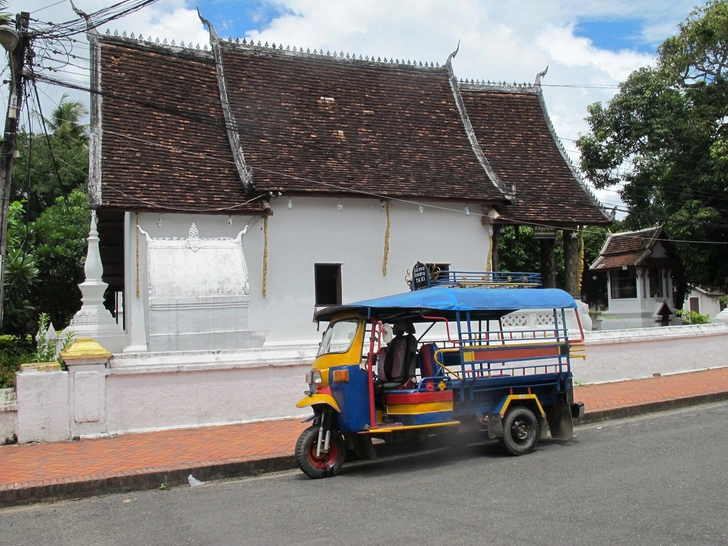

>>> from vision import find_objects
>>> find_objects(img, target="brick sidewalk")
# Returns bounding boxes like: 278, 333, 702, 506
1, 366, 727, 506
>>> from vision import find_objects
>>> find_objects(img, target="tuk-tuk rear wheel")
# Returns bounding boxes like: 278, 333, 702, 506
295, 425, 345, 479
499, 406, 539, 456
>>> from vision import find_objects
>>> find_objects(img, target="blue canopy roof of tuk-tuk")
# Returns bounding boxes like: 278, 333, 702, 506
314, 287, 577, 322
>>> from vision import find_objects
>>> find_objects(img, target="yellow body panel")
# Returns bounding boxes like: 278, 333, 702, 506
499, 394, 545, 417
311, 313, 366, 385
364, 421, 461, 434
385, 401, 454, 414
296, 393, 341, 412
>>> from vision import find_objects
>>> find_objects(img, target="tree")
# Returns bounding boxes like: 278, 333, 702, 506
1, 94, 90, 336
497, 225, 540, 273
2, 200, 38, 337
577, 0, 728, 292
43, 93, 88, 144
30, 189, 89, 329
11, 96, 88, 221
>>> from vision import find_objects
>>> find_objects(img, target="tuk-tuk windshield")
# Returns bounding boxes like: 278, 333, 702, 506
316, 318, 359, 357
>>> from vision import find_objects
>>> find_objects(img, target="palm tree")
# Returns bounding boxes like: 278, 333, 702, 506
0, 2, 11, 28
44, 94, 89, 143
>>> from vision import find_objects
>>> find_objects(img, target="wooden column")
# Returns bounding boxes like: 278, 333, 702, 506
563, 229, 581, 298
539, 238, 556, 288
491, 227, 500, 272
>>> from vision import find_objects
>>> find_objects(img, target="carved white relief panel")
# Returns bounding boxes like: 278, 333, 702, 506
139, 223, 250, 299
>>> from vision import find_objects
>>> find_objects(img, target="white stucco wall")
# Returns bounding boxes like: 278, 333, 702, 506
16, 370, 70, 444
104, 362, 310, 434
8, 323, 726, 443
124, 196, 492, 350
572, 323, 728, 383
684, 290, 724, 318
0, 388, 16, 444
603, 267, 677, 329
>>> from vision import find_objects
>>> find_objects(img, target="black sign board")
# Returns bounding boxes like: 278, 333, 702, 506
412, 262, 430, 290
533, 225, 557, 240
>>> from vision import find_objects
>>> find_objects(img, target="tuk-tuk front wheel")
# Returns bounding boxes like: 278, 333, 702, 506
295, 425, 345, 479
499, 406, 539, 456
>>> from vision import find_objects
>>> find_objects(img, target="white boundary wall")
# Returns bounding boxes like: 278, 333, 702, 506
0, 388, 16, 444
5, 323, 728, 444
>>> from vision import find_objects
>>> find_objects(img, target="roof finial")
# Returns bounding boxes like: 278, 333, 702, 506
446, 40, 460, 67
535, 65, 549, 86
197, 8, 219, 44
70, 0, 99, 35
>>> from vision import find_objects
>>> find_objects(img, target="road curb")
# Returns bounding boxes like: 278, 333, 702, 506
575, 391, 728, 425
0, 455, 296, 508
2, 392, 727, 508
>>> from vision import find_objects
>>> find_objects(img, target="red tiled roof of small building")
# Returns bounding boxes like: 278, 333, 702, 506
460, 85, 609, 226
590, 227, 681, 270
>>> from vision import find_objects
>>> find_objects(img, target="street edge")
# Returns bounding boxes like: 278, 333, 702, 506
3, 391, 728, 508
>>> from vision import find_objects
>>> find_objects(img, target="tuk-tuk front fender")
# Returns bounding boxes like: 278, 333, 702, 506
296, 393, 341, 412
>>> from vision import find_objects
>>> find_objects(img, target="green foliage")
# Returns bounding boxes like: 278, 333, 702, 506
581, 227, 609, 307
33, 312, 73, 364
0, 2, 11, 27
33, 313, 56, 363
679, 309, 711, 324
0, 336, 34, 389
659, 0, 728, 84
2, 192, 89, 335
2, 201, 38, 337
577, 0, 728, 292
31, 189, 89, 329
2, 96, 90, 338
497, 226, 540, 273
12, 95, 88, 221
498, 225, 609, 305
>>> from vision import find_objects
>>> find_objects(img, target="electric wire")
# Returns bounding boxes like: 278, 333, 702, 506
34, 0, 67, 14
14, 19, 728, 246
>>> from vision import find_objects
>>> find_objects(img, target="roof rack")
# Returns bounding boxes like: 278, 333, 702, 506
409, 269, 542, 291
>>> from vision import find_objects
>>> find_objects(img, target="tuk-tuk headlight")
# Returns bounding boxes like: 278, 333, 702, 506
305, 370, 323, 394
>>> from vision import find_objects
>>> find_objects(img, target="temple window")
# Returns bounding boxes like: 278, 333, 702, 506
610, 268, 637, 299
315, 263, 342, 305
647, 268, 663, 298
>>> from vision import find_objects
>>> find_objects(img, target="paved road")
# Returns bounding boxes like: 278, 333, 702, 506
2, 402, 727, 546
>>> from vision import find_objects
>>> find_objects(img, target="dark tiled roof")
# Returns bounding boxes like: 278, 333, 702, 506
98, 42, 265, 213
461, 86, 609, 226
221, 46, 505, 201
94, 35, 609, 224
590, 227, 681, 270
595, 250, 645, 270
97, 37, 505, 209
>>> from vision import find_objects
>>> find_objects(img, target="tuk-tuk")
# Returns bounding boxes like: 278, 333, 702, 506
295, 267, 586, 478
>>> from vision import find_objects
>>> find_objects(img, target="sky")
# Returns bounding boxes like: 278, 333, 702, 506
3, 0, 709, 213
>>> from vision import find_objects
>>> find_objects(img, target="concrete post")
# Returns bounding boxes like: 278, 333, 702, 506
61, 338, 111, 439
16, 364, 70, 444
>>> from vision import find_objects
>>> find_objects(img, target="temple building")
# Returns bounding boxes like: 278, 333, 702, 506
86, 18, 610, 353
590, 227, 682, 329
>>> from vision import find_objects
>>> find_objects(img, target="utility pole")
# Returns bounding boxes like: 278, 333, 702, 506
0, 11, 29, 329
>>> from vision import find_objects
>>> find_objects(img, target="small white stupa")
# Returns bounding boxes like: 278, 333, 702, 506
63, 210, 127, 352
